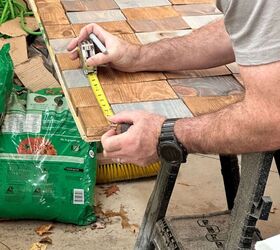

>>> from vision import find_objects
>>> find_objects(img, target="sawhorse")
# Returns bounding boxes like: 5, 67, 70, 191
135, 152, 279, 249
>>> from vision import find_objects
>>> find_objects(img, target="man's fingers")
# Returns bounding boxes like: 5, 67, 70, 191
101, 129, 123, 152
86, 53, 111, 66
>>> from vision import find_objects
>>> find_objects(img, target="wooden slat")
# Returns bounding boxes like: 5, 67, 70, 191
103, 80, 178, 104
112, 99, 193, 118
122, 6, 180, 20
169, 0, 215, 4
62, 0, 119, 12
72, 21, 134, 36
68, 87, 99, 114
62, 69, 90, 88
98, 66, 166, 85
184, 95, 244, 116
173, 4, 221, 16
165, 65, 231, 79
114, 0, 171, 9
182, 14, 223, 29
115, 33, 141, 44
49, 38, 73, 53
56, 53, 81, 71
168, 76, 244, 97
36, 2, 69, 25
44, 24, 75, 39
127, 17, 189, 32
78, 106, 110, 136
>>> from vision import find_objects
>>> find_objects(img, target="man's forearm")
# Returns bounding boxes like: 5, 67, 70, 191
174, 62, 280, 154
132, 19, 235, 72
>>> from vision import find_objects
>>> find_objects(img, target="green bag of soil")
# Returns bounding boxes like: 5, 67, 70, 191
0, 87, 96, 225
0, 44, 13, 126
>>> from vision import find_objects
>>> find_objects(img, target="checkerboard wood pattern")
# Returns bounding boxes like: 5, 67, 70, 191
30, 0, 244, 141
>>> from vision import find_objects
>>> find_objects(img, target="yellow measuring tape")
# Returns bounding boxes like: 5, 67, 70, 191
87, 73, 113, 118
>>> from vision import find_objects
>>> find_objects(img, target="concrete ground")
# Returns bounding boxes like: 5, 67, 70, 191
0, 154, 279, 250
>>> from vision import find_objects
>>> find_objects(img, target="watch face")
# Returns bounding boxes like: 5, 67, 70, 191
160, 142, 182, 163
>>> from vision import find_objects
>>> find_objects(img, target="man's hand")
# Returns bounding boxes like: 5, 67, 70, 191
67, 23, 141, 72
101, 110, 166, 166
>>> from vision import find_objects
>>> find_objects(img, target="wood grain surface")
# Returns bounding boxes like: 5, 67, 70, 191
78, 106, 110, 136
98, 66, 166, 85
72, 21, 134, 36
37, 2, 69, 25
56, 53, 81, 70
44, 25, 75, 39
114, 0, 171, 9
169, 0, 215, 4
168, 76, 244, 97
122, 6, 180, 20
184, 94, 244, 116
112, 99, 193, 118
165, 65, 231, 79
103, 80, 178, 104
182, 14, 223, 29
68, 87, 99, 114
127, 17, 189, 32
67, 9, 125, 24
174, 4, 220, 16
62, 0, 119, 11
62, 69, 90, 88
49, 38, 73, 53
115, 33, 141, 44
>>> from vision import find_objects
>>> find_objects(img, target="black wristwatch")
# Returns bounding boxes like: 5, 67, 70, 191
157, 118, 187, 164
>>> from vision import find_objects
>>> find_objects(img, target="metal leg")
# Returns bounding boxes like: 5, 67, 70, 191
219, 154, 240, 210
134, 160, 181, 250
225, 152, 273, 250
273, 150, 280, 176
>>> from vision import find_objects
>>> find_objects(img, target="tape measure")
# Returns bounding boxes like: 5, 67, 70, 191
87, 73, 113, 118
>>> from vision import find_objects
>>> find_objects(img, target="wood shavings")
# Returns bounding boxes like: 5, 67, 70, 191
104, 184, 120, 197
29, 243, 47, 250
35, 224, 53, 236
39, 237, 53, 245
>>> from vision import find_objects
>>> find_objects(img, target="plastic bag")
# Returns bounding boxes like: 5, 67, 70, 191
0, 44, 13, 125
0, 87, 96, 225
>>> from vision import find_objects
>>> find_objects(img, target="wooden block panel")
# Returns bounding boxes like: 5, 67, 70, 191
62, 0, 119, 12
122, 6, 180, 20
168, 76, 244, 97
78, 106, 110, 136
127, 17, 189, 32
164, 65, 231, 79
56, 53, 81, 70
72, 21, 134, 36
68, 87, 99, 113
226, 62, 239, 74
98, 66, 166, 85
112, 99, 193, 118
116, 33, 141, 44
173, 4, 221, 16
67, 9, 125, 24
44, 25, 75, 39
136, 30, 191, 44
103, 80, 178, 104
184, 95, 244, 116
36, 2, 69, 25
114, 0, 171, 9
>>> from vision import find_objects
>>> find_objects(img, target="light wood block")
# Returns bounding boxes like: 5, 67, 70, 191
78, 106, 110, 136
36, 2, 69, 25
112, 99, 193, 118
56, 53, 81, 70
62, 0, 119, 11
168, 76, 244, 97
182, 14, 223, 29
103, 80, 178, 104
114, 0, 170, 9
49, 38, 73, 53
72, 21, 134, 36
98, 66, 166, 85
62, 69, 90, 88
67, 10, 126, 24
226, 62, 240, 74
165, 65, 231, 79
136, 30, 192, 44
44, 25, 76, 39
127, 17, 189, 32
184, 95, 244, 116
174, 4, 221, 16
